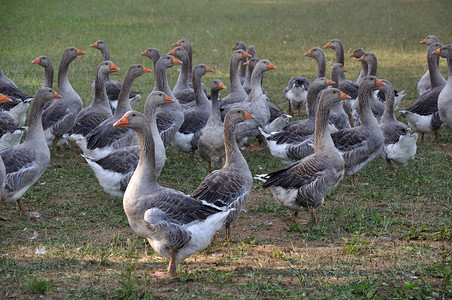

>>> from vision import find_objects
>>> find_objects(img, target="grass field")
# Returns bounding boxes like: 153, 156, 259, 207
1, 0, 451, 298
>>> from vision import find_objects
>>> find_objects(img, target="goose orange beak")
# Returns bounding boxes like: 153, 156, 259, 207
218, 82, 225, 90
348, 52, 355, 58
76, 49, 86, 56
340, 91, 351, 100
232, 44, 238, 50
268, 62, 276, 70
173, 58, 183, 65
326, 79, 335, 85
113, 115, 129, 127
172, 41, 181, 47
420, 38, 427, 44
90, 42, 98, 48
243, 51, 252, 58
304, 49, 312, 57
141, 50, 148, 56
206, 66, 214, 72
32, 57, 41, 64
244, 111, 254, 120
142, 66, 151, 73
343, 67, 347, 72
324, 42, 331, 49
243, 60, 251, 66
54, 91, 62, 99
168, 49, 176, 56
375, 78, 385, 87
432, 48, 441, 55
110, 63, 120, 72
0, 94, 12, 103
358, 55, 364, 61
165, 94, 175, 103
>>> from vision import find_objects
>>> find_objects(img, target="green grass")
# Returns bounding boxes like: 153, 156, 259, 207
1, 0, 452, 299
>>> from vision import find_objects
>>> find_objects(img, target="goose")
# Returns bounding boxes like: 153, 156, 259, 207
304, 47, 326, 78
0, 154, 5, 220
198, 79, 226, 173
146, 55, 184, 148
0, 94, 23, 150
222, 59, 276, 143
0, 67, 33, 127
243, 46, 256, 94
219, 49, 251, 106
90, 40, 140, 111
172, 64, 213, 153
261, 77, 334, 165
168, 46, 195, 107
324, 39, 345, 66
400, 43, 445, 142
378, 80, 418, 167
64, 61, 119, 159
83, 91, 173, 198
172, 39, 194, 85
82, 64, 151, 159
331, 76, 385, 185
284, 76, 310, 117
42, 47, 85, 151
115, 109, 231, 278
349, 48, 367, 85
434, 44, 452, 127
192, 108, 254, 240
0, 88, 60, 217
328, 63, 353, 131
141, 47, 161, 92
418, 35, 444, 96
232, 41, 247, 85
255, 88, 348, 226
32, 55, 55, 110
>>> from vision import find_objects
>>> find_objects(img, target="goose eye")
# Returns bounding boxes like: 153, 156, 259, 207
132, 113, 136, 117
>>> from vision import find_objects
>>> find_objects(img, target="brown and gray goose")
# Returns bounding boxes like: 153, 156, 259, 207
141, 47, 161, 92
42, 47, 85, 151
32, 55, 55, 110
172, 39, 194, 85
255, 88, 348, 226
198, 80, 226, 173
349, 48, 367, 84
324, 39, 345, 66
304, 47, 326, 78
0, 67, 31, 101
192, 108, 254, 240
378, 80, 418, 167
115, 109, 231, 278
90, 40, 140, 111
232, 41, 247, 85
172, 64, 213, 153
434, 44, 452, 127
243, 45, 256, 94
0, 94, 23, 150
168, 46, 195, 107
64, 61, 120, 158
400, 43, 445, 142
81, 64, 151, 159
83, 91, 173, 199
418, 35, 445, 95
219, 49, 252, 106
147, 54, 184, 148
0, 88, 60, 218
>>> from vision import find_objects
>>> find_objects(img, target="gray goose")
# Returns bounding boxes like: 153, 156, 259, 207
0, 67, 31, 100
255, 88, 348, 226
198, 80, 226, 173
115, 109, 230, 278
232, 41, 247, 85
64, 61, 119, 159
261, 77, 334, 165
0, 93, 24, 150
82, 64, 151, 160
400, 43, 445, 142
172, 64, 213, 153
304, 47, 326, 78
328, 63, 353, 131
418, 35, 445, 96
172, 39, 194, 85
331, 76, 385, 185
168, 46, 195, 107
147, 54, 184, 148
32, 55, 55, 111
42, 47, 85, 151
83, 91, 173, 198
434, 44, 452, 127
192, 108, 254, 240
90, 40, 140, 111
220, 49, 251, 106
243, 45, 256, 94
0, 88, 60, 217
324, 39, 345, 66
141, 47, 161, 93
378, 80, 418, 167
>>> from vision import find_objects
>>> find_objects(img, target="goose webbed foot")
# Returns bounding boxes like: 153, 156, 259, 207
352, 174, 369, 186
17, 198, 40, 218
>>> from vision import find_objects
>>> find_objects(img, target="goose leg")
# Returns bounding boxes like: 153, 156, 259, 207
225, 223, 232, 241
434, 130, 439, 144
207, 161, 212, 174
352, 174, 369, 186
17, 198, 40, 218
288, 102, 293, 116
292, 210, 308, 225
309, 207, 317, 227
167, 248, 177, 277
0, 194, 9, 220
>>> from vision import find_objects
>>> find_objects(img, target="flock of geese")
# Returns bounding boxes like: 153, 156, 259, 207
0, 35, 450, 277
